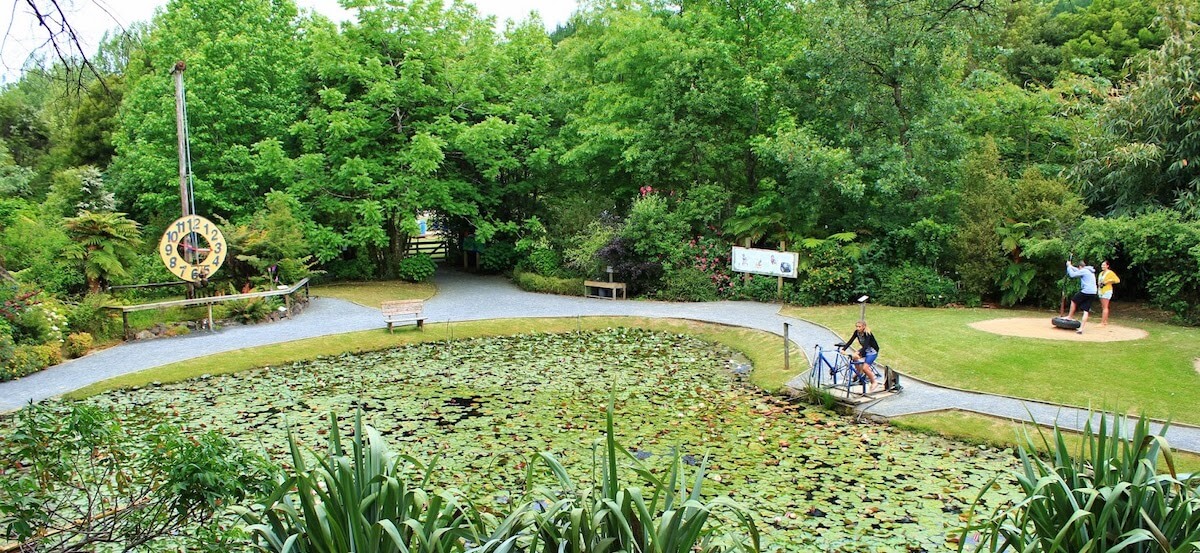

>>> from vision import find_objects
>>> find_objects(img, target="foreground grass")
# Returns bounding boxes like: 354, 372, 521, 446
311, 280, 437, 307
784, 304, 1200, 426
893, 410, 1200, 473
66, 316, 803, 399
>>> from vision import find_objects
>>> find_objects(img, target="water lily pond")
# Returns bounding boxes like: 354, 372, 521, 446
89, 328, 1019, 551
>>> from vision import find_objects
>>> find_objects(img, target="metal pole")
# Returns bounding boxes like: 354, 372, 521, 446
783, 322, 790, 373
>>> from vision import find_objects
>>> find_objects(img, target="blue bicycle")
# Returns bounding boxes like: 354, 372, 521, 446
808, 343, 884, 396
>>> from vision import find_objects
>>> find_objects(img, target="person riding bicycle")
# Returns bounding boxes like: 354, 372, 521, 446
840, 320, 880, 392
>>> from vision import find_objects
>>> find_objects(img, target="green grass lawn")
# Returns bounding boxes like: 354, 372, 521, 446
312, 280, 437, 307
783, 304, 1200, 426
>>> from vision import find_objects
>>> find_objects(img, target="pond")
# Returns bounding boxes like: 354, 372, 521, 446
89, 328, 1018, 552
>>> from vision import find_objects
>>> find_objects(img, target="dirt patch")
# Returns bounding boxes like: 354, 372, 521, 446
1194, 358, 1200, 377
969, 317, 1148, 342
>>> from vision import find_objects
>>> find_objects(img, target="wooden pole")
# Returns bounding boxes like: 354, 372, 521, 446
172, 61, 189, 220
172, 61, 196, 299
777, 240, 785, 298
783, 322, 790, 373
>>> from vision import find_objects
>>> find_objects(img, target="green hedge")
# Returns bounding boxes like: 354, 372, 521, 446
513, 270, 584, 296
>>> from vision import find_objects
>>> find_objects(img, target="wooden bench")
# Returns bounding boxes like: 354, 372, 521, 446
382, 300, 426, 332
584, 280, 627, 300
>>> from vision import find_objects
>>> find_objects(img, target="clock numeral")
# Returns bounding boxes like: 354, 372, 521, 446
169, 257, 177, 268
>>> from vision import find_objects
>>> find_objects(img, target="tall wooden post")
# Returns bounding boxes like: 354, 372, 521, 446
172, 61, 189, 220
172, 61, 196, 298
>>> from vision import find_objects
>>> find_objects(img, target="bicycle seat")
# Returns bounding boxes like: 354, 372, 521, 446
834, 342, 848, 349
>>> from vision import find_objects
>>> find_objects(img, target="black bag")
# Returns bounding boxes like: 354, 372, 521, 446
883, 365, 902, 392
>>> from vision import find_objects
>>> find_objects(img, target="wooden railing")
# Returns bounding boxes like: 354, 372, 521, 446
106, 278, 310, 339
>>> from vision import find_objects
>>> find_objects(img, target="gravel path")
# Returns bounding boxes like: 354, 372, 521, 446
3, 268, 1197, 453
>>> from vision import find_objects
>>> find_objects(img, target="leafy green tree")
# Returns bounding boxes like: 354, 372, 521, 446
261, 0, 540, 277
1072, 11, 1200, 218
110, 0, 304, 222
62, 211, 143, 294
952, 137, 1010, 298
45, 166, 114, 217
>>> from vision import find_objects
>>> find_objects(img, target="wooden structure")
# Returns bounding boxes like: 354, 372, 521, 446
381, 299, 426, 332
584, 280, 627, 300
107, 278, 310, 340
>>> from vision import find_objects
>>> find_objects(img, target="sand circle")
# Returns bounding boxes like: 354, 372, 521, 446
969, 317, 1148, 342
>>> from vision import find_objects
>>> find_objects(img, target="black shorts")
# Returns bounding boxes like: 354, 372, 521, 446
1072, 292, 1099, 313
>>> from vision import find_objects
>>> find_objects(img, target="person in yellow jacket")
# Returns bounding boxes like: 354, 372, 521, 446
1098, 260, 1121, 326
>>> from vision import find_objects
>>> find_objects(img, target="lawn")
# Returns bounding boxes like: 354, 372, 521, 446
311, 280, 437, 306
783, 304, 1200, 426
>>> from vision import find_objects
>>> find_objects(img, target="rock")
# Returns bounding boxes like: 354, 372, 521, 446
135, 330, 155, 340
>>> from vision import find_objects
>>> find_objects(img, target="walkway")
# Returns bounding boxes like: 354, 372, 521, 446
3, 269, 1198, 454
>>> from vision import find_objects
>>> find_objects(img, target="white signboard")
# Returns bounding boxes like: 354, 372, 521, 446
731, 246, 798, 278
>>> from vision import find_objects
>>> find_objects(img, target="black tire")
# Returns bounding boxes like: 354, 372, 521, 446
1052, 317, 1081, 330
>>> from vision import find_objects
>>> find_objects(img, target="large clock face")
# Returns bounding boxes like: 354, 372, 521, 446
158, 215, 226, 283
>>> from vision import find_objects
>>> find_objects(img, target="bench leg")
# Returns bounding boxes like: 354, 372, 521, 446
387, 321, 394, 333
417, 319, 424, 329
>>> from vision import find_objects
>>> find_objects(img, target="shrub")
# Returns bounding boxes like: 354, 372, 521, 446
792, 241, 859, 305
731, 274, 782, 303
960, 412, 1200, 553
658, 265, 719, 302
396, 252, 436, 282
2, 344, 63, 381
480, 240, 519, 273
563, 220, 618, 277
521, 247, 563, 278
11, 305, 59, 346
597, 236, 664, 295
513, 270, 584, 296
220, 298, 275, 324
66, 293, 120, 341
621, 193, 686, 262
63, 332, 93, 358
0, 403, 274, 550
876, 263, 958, 307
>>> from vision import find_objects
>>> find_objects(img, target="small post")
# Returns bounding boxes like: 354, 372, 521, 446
857, 295, 869, 322
285, 294, 292, 318
122, 311, 129, 341
207, 304, 214, 331
783, 322, 790, 373
777, 240, 786, 299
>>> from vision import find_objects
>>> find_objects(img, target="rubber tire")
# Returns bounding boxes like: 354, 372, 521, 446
1052, 317, 1082, 330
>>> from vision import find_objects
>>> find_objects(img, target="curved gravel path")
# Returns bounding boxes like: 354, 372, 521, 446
2, 268, 1197, 453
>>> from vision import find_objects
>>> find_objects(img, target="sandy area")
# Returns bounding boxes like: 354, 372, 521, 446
969, 317, 1148, 342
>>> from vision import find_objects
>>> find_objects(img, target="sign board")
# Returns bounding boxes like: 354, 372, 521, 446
731, 246, 798, 278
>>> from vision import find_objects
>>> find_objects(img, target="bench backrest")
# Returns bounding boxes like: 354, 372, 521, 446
381, 299, 424, 316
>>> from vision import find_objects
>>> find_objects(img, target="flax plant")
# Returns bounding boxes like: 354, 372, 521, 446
238, 411, 515, 553
515, 399, 762, 553
959, 412, 1200, 552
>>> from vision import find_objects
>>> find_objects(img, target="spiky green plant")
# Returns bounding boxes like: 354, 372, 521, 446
238, 411, 518, 553
515, 397, 761, 553
959, 412, 1200, 552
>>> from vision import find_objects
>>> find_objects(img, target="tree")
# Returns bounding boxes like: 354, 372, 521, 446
62, 210, 142, 293
110, 0, 304, 223
262, 0, 536, 278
